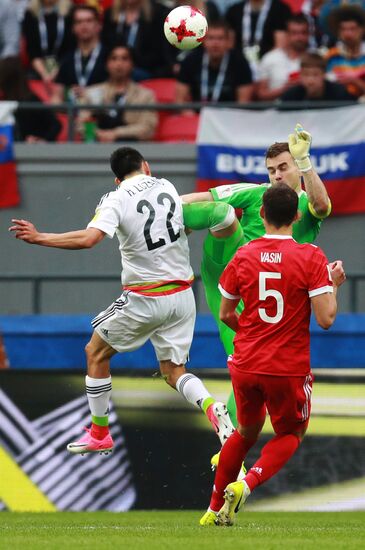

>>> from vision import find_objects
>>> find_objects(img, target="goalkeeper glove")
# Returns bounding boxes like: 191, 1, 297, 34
288, 123, 312, 172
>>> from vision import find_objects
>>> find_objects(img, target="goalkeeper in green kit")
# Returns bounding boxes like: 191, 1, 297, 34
182, 124, 331, 438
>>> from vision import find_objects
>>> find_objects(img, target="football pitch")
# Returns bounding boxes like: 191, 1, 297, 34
1, 511, 364, 550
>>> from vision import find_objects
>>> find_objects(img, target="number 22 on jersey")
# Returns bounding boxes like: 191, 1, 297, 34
137, 192, 180, 251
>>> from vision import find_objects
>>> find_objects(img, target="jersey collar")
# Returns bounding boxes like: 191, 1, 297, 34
123, 173, 145, 185
263, 234, 293, 239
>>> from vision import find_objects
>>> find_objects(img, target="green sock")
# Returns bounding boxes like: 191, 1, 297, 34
201, 225, 246, 426
226, 390, 238, 428
91, 415, 109, 427
202, 396, 215, 414
201, 224, 245, 354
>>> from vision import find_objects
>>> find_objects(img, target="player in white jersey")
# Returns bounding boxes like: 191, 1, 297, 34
9, 146, 236, 455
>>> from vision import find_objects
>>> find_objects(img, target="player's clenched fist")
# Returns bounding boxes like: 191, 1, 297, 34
329, 260, 346, 287
288, 123, 312, 173
9, 219, 40, 244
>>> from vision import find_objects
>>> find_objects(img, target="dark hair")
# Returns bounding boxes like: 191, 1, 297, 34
110, 147, 145, 180
0, 56, 32, 100
71, 5, 100, 23
107, 45, 135, 64
265, 142, 290, 160
207, 18, 230, 35
286, 13, 310, 29
262, 184, 298, 228
329, 5, 365, 35
300, 51, 326, 72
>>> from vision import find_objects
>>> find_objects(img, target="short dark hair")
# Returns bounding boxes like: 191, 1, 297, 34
71, 5, 100, 23
107, 45, 135, 64
110, 147, 145, 180
286, 13, 310, 29
300, 51, 326, 72
262, 184, 298, 228
265, 142, 290, 160
207, 18, 230, 35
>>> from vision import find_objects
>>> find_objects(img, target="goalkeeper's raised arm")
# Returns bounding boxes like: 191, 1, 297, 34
288, 123, 331, 219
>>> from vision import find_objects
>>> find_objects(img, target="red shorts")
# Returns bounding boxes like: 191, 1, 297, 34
229, 365, 313, 435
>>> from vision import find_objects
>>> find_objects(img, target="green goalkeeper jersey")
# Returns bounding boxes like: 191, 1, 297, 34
210, 183, 327, 244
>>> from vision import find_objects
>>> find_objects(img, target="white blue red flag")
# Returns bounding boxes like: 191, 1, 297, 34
197, 105, 365, 215
0, 102, 20, 208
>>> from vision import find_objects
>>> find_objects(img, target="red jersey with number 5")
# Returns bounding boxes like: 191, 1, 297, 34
219, 235, 333, 376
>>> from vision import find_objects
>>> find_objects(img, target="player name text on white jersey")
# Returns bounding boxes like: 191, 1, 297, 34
125, 178, 165, 197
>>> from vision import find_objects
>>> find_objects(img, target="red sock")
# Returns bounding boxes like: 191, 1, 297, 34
91, 422, 109, 440
244, 433, 301, 492
206, 404, 216, 427
210, 430, 256, 512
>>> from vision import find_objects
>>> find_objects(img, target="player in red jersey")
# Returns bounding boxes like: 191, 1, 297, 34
200, 183, 346, 526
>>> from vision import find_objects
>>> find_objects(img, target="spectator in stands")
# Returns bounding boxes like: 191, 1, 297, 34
326, 4, 365, 98
0, 0, 20, 58
15, 1, 31, 23
225, 0, 292, 77
293, 1, 335, 50
279, 51, 357, 103
176, 20, 253, 108
22, 1, 74, 83
73, 0, 110, 8
172, 1, 220, 22
319, 0, 365, 46
256, 14, 310, 101
52, 5, 107, 102
101, 0, 172, 80
210, 0, 238, 15
0, 56, 61, 141
78, 45, 158, 141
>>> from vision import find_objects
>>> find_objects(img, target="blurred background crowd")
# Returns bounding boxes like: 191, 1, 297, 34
1, 0, 365, 143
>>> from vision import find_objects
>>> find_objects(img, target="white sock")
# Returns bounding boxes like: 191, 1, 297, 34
85, 375, 112, 418
175, 373, 212, 409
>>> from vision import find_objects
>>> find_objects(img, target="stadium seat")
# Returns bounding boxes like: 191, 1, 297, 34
140, 78, 177, 104
156, 114, 200, 143
28, 80, 73, 142
140, 79, 178, 140
28, 80, 58, 104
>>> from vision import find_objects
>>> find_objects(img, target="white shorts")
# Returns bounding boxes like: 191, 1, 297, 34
91, 288, 196, 365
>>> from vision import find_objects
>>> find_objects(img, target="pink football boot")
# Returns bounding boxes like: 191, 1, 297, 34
67, 427, 114, 455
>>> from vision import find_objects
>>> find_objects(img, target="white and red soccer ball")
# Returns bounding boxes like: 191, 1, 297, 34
164, 5, 208, 51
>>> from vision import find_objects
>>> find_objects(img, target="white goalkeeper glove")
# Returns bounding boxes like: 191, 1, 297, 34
288, 123, 312, 172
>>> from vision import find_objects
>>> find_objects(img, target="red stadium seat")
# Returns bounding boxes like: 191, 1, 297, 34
156, 114, 200, 143
140, 78, 177, 104
140, 79, 178, 140
28, 80, 57, 103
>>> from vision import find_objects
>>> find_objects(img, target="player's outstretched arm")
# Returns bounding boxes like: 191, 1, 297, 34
288, 124, 331, 218
9, 219, 105, 249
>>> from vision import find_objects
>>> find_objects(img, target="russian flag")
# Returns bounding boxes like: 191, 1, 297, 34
0, 102, 20, 208
197, 105, 365, 215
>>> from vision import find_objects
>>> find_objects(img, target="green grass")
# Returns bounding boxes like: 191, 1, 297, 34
1, 511, 364, 550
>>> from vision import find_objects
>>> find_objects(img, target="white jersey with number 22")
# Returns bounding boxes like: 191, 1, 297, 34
87, 174, 193, 285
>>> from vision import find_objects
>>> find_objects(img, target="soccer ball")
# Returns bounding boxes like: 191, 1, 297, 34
164, 5, 208, 51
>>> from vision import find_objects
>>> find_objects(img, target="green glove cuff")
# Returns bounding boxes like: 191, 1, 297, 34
295, 156, 312, 172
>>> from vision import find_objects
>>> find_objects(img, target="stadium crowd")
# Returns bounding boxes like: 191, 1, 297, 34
0, 0, 364, 142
